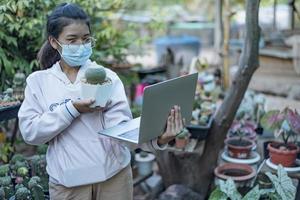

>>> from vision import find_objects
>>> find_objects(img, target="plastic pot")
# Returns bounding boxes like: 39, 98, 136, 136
268, 142, 299, 167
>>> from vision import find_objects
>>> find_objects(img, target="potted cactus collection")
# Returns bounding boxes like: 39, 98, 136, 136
260, 107, 300, 167
81, 64, 113, 107
0, 148, 49, 199
186, 98, 216, 140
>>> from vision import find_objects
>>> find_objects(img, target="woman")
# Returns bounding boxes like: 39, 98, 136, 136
18, 3, 184, 200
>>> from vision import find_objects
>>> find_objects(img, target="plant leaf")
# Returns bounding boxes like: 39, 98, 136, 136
219, 179, 242, 200
242, 185, 260, 200
266, 165, 296, 200
260, 110, 284, 132
208, 187, 227, 200
286, 109, 300, 134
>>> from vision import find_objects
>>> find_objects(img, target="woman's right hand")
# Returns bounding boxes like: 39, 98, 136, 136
72, 98, 102, 113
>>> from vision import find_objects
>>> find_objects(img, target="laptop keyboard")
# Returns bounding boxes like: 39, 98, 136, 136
118, 129, 139, 141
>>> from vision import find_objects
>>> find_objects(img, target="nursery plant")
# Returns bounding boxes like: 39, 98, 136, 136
209, 165, 295, 200
225, 120, 255, 159
175, 128, 190, 149
260, 107, 300, 167
81, 65, 113, 107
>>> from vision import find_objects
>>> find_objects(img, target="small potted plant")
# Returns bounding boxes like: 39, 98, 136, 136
214, 163, 256, 186
227, 120, 257, 141
80, 64, 113, 107
225, 122, 256, 159
134, 151, 155, 176
260, 108, 300, 167
175, 128, 190, 149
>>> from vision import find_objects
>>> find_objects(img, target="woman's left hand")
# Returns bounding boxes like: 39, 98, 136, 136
157, 105, 185, 146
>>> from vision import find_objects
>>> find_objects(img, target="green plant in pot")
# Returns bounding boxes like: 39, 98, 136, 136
227, 120, 257, 141
134, 151, 155, 176
225, 122, 255, 159
175, 128, 190, 149
81, 64, 113, 107
260, 107, 300, 167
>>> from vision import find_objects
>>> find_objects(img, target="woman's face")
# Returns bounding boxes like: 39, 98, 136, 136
50, 21, 91, 52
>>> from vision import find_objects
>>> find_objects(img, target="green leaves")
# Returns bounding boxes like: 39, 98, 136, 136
260, 110, 285, 132
266, 165, 296, 200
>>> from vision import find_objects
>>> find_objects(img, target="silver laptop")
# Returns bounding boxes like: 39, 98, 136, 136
98, 73, 198, 144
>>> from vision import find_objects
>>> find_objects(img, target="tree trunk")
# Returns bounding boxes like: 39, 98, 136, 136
214, 0, 223, 54
155, 0, 261, 197
223, 0, 231, 89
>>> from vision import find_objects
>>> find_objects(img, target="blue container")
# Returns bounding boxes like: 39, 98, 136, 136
154, 35, 201, 68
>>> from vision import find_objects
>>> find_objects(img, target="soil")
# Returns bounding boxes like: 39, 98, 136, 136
222, 169, 250, 177
227, 139, 252, 147
271, 142, 298, 151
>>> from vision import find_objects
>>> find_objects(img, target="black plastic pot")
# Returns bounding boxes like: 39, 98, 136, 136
186, 115, 213, 140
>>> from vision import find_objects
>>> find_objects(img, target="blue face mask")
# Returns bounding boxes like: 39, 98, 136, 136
57, 41, 92, 67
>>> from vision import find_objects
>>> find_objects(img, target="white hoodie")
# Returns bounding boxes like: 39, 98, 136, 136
18, 60, 166, 187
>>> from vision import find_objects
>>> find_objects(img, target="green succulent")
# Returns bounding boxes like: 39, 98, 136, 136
17, 167, 29, 177
0, 187, 5, 199
139, 151, 148, 158
0, 176, 11, 186
0, 164, 10, 177
15, 187, 32, 200
10, 154, 25, 165
13, 72, 26, 86
85, 66, 107, 84
176, 128, 189, 139
15, 183, 25, 191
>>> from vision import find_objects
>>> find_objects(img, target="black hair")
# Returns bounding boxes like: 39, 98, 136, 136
37, 3, 90, 69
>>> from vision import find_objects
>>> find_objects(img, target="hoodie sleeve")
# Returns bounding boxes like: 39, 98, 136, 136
18, 76, 80, 145
103, 74, 167, 151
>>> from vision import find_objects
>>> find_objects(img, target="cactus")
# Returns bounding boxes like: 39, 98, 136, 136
0, 176, 14, 199
85, 66, 107, 84
30, 156, 48, 192
0, 187, 5, 199
28, 177, 44, 200
17, 167, 29, 177
176, 128, 189, 139
139, 151, 148, 158
0, 164, 10, 177
16, 167, 30, 187
0, 176, 11, 186
15, 176, 24, 184
11, 154, 26, 164
15, 187, 32, 200
13, 72, 26, 87
15, 183, 25, 191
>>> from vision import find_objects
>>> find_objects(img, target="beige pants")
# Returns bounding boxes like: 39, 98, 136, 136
49, 165, 133, 200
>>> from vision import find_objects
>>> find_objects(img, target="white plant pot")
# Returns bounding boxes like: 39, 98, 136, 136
80, 81, 113, 107
135, 153, 155, 176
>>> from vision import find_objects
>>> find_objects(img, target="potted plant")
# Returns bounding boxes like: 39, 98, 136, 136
214, 163, 256, 186
227, 120, 257, 141
260, 108, 300, 167
175, 128, 190, 149
210, 165, 295, 200
225, 125, 255, 158
134, 151, 155, 176
80, 64, 113, 107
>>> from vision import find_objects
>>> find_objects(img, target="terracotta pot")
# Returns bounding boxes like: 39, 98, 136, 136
214, 163, 256, 182
175, 137, 189, 149
225, 137, 255, 159
268, 142, 299, 167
